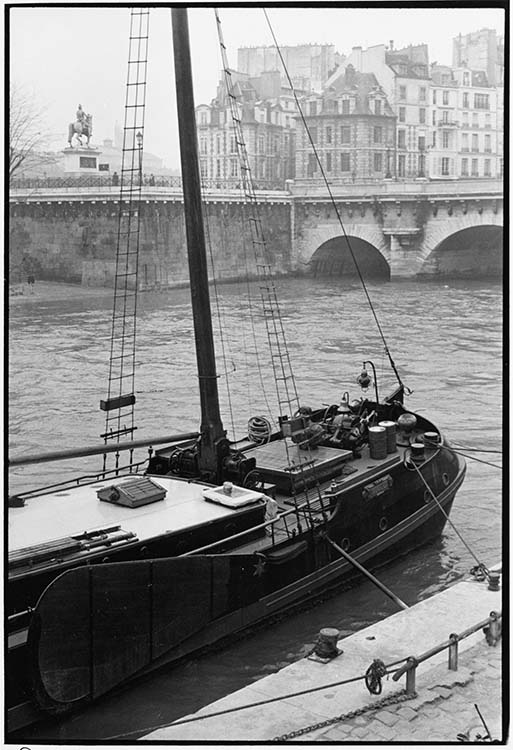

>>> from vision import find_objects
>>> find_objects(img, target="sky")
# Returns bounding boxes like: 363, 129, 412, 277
9, 3, 505, 169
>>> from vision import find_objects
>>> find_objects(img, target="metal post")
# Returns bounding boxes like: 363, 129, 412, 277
487, 611, 501, 646
448, 633, 459, 671
405, 657, 417, 695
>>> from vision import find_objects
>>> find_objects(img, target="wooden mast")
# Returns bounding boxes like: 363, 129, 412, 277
172, 8, 227, 477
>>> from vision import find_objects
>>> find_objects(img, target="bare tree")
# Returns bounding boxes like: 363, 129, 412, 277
9, 84, 56, 180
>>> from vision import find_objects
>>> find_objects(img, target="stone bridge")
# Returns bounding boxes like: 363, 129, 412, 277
290, 179, 503, 279
9, 178, 503, 285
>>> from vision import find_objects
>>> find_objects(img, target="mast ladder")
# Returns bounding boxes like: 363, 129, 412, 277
101, 8, 150, 472
214, 10, 325, 521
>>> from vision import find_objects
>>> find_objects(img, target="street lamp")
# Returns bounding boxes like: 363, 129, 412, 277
136, 130, 143, 186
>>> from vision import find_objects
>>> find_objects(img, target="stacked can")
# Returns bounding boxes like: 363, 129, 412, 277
378, 420, 397, 454
368, 426, 387, 459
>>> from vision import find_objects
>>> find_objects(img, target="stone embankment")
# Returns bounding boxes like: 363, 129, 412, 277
143, 567, 503, 743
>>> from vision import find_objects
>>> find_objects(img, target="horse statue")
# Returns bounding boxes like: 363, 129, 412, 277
68, 114, 93, 147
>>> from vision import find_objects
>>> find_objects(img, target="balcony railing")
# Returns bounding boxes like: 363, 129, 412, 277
437, 120, 459, 127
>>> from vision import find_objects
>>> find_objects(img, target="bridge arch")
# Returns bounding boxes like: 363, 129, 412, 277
310, 235, 390, 279
419, 221, 503, 277
297, 224, 390, 280
418, 210, 503, 277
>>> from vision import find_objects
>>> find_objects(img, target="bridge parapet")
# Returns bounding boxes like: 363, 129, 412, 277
9, 185, 290, 205
290, 178, 503, 200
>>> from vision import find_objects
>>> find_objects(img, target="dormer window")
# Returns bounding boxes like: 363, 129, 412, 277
374, 100, 382, 116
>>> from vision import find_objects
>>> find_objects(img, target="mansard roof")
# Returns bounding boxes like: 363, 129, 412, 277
321, 67, 395, 116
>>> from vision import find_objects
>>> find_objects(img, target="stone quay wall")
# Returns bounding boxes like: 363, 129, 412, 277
8, 188, 292, 288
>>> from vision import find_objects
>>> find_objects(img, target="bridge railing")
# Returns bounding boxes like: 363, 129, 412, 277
9, 175, 289, 192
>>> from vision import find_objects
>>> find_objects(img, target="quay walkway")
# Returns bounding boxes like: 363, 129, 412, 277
142, 567, 504, 743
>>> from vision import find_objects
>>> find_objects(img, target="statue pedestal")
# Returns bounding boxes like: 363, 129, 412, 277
63, 146, 102, 174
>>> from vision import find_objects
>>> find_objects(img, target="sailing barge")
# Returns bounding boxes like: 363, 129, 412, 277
7, 8, 466, 733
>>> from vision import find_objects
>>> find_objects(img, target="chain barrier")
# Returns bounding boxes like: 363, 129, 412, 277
273, 689, 416, 741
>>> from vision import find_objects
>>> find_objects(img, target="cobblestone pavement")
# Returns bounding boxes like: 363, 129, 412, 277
303, 640, 504, 743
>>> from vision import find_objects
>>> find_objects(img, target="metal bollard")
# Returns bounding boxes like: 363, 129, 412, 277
486, 611, 501, 646
488, 571, 500, 591
405, 657, 418, 695
448, 633, 459, 671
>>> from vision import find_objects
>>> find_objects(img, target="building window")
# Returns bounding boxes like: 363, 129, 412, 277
419, 86, 426, 102
418, 135, 426, 151
432, 110, 436, 126
310, 127, 317, 144
230, 159, 238, 177
463, 72, 470, 86
484, 158, 491, 176
373, 126, 383, 143
471, 158, 478, 176
474, 93, 489, 110
399, 85, 407, 100
341, 126, 351, 144
484, 134, 491, 153
259, 135, 265, 153
461, 158, 468, 176
216, 135, 221, 153
216, 159, 222, 178
442, 90, 449, 105
462, 92, 469, 109
432, 131, 436, 148
340, 152, 350, 171
419, 108, 426, 124
200, 138, 207, 155
441, 157, 450, 176
326, 126, 332, 144
472, 113, 479, 128
485, 113, 491, 129
307, 153, 317, 177
326, 152, 332, 172
461, 133, 469, 152
399, 106, 406, 123
398, 154, 406, 177
442, 110, 449, 124
341, 99, 350, 114
374, 152, 383, 171
230, 135, 236, 153
442, 130, 450, 149
462, 112, 469, 127
397, 130, 406, 148
200, 111, 207, 125
310, 100, 317, 116
471, 133, 479, 152
433, 90, 437, 105
200, 159, 207, 177
374, 100, 382, 115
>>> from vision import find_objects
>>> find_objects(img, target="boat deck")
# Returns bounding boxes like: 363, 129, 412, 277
9, 440, 408, 562
8, 475, 244, 554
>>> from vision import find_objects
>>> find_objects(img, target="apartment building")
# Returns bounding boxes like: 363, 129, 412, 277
196, 70, 297, 186
429, 64, 499, 179
295, 65, 396, 181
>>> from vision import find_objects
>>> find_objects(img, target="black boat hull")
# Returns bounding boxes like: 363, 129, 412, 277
8, 453, 464, 731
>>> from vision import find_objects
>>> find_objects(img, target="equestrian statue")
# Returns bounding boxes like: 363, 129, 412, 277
68, 103, 93, 147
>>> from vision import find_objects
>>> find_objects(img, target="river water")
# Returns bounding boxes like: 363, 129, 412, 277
9, 276, 502, 741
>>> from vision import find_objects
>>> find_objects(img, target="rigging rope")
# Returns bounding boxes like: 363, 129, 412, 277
202, 200, 236, 438
262, 9, 406, 392
405, 452, 490, 576
214, 7, 326, 520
